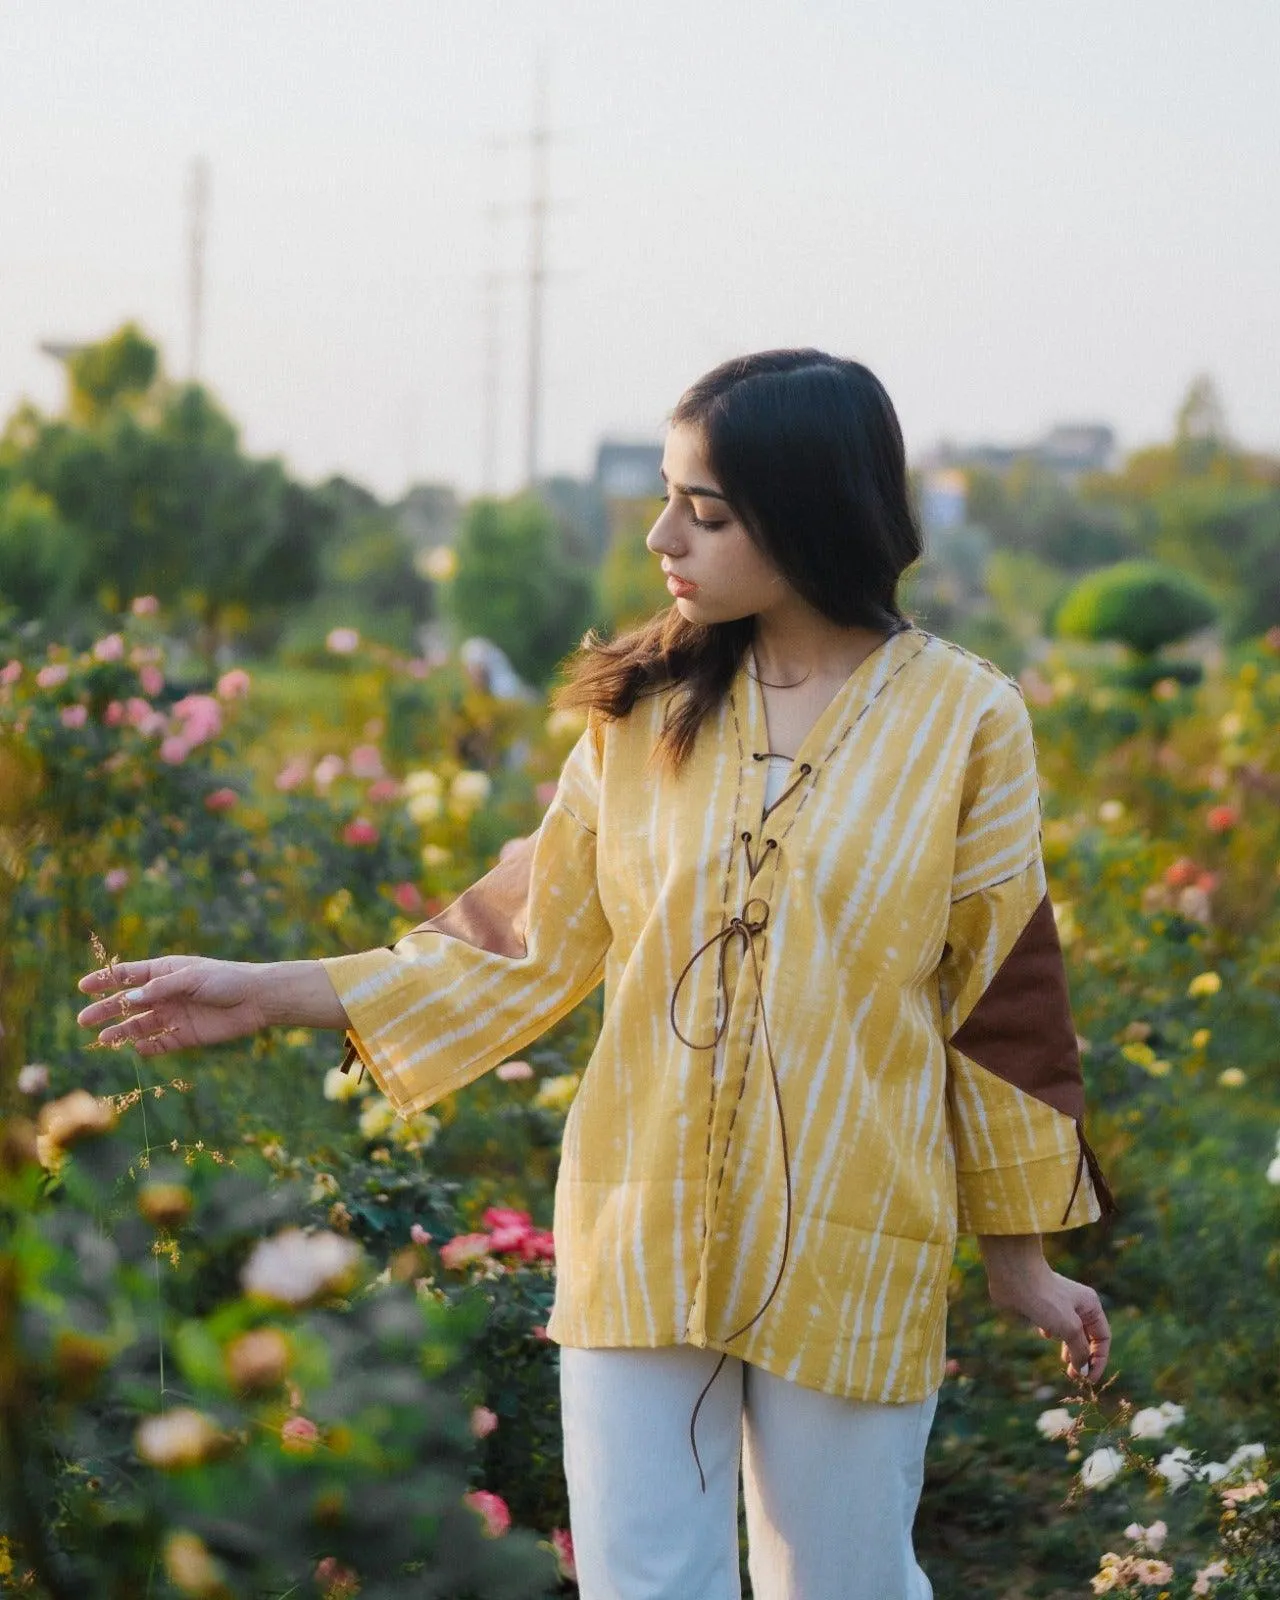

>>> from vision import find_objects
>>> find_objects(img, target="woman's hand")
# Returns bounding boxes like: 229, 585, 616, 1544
977, 1233, 1111, 1385
77, 956, 274, 1055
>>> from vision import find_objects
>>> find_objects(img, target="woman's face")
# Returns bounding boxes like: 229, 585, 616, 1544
646, 422, 788, 624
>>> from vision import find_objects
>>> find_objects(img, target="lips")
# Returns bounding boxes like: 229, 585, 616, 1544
665, 572, 698, 596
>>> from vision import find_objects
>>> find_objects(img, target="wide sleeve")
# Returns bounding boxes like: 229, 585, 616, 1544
937, 682, 1114, 1235
320, 716, 612, 1116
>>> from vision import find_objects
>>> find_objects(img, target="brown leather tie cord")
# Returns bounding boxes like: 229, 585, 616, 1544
668, 767, 808, 1492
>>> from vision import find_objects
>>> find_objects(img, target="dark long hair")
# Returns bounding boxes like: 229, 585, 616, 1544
554, 349, 923, 771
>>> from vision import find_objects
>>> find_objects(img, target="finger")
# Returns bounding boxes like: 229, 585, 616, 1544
1080, 1301, 1111, 1381
77, 989, 148, 1028
79, 961, 155, 994
1059, 1317, 1092, 1379
94, 1009, 157, 1049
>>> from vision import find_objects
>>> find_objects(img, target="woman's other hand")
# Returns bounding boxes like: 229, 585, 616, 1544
77, 956, 272, 1055
977, 1233, 1111, 1386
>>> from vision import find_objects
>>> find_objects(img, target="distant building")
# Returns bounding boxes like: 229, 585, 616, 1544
395, 483, 461, 551
596, 440, 664, 501
924, 422, 1117, 486
918, 468, 968, 533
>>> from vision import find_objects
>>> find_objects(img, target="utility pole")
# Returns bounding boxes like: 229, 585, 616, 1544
524, 58, 550, 488
187, 155, 210, 384
480, 201, 505, 494
482, 55, 563, 492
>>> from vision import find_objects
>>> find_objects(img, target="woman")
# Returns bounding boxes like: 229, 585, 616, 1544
79, 349, 1113, 1600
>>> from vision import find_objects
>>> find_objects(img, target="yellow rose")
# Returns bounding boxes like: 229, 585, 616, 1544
1187, 972, 1222, 999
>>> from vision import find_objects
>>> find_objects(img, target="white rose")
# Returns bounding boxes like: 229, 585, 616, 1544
407, 791, 443, 825
1225, 1442, 1266, 1473
358, 1097, 398, 1141
1080, 1447, 1125, 1490
1036, 1408, 1075, 1441
1266, 1155, 1280, 1186
323, 1066, 363, 1103
1130, 1407, 1170, 1440
1154, 1447, 1195, 1490
404, 768, 443, 797
448, 769, 492, 817
1158, 1401, 1186, 1427
241, 1228, 362, 1306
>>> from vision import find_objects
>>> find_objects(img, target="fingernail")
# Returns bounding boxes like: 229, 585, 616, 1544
125, 988, 146, 1002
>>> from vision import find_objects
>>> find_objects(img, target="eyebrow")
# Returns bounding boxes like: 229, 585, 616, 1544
659, 467, 728, 501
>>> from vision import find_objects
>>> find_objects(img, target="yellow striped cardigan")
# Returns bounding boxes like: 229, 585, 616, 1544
322, 624, 1108, 1404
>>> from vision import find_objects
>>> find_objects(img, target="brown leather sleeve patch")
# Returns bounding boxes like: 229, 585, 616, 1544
404, 832, 536, 959
950, 891, 1084, 1123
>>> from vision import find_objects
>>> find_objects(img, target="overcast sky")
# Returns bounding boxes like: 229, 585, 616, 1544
3, 1, 1277, 500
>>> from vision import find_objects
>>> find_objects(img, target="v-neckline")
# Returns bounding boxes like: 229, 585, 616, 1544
742, 623, 916, 771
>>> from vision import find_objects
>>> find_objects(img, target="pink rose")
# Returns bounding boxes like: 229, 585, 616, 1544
535, 781, 558, 808
519, 1229, 555, 1263
204, 787, 239, 813
313, 1556, 361, 1599
139, 664, 165, 697
349, 745, 384, 780
439, 1233, 492, 1270
275, 758, 310, 793
469, 1406, 499, 1439
342, 819, 379, 847
0, 660, 21, 686
481, 1209, 534, 1253
462, 1489, 510, 1539
280, 1415, 320, 1454
36, 664, 69, 689
104, 868, 131, 893
326, 628, 360, 655
172, 694, 222, 746
159, 736, 190, 765
1206, 804, 1239, 834
216, 668, 251, 700
131, 595, 159, 616
365, 778, 402, 804
409, 1223, 432, 1246
392, 882, 425, 916
60, 704, 88, 729
313, 754, 345, 790
530, 1325, 551, 1342
93, 633, 125, 663
104, 700, 125, 726
550, 1528, 576, 1582
496, 1061, 534, 1082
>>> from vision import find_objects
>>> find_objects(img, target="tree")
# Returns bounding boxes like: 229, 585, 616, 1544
446, 494, 597, 687
1054, 561, 1218, 658
66, 321, 158, 422
0, 325, 333, 654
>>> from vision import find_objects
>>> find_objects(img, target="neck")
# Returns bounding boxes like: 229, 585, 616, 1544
751, 602, 897, 686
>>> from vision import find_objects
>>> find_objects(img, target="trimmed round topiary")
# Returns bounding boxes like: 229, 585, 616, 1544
1054, 560, 1218, 657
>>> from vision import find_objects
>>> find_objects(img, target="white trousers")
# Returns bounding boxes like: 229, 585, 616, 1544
560, 1345, 937, 1600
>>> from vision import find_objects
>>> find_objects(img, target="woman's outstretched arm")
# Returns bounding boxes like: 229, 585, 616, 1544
76, 957, 348, 1054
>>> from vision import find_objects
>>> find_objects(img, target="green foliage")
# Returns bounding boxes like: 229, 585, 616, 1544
965, 462, 1137, 571
447, 497, 596, 689
0, 325, 334, 657
596, 501, 668, 632
66, 321, 159, 421
1056, 560, 1219, 657
0, 484, 85, 624
0, 1112, 556, 1597
5, 608, 1280, 1594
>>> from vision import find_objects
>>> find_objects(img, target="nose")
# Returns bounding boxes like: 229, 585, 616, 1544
645, 503, 685, 559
